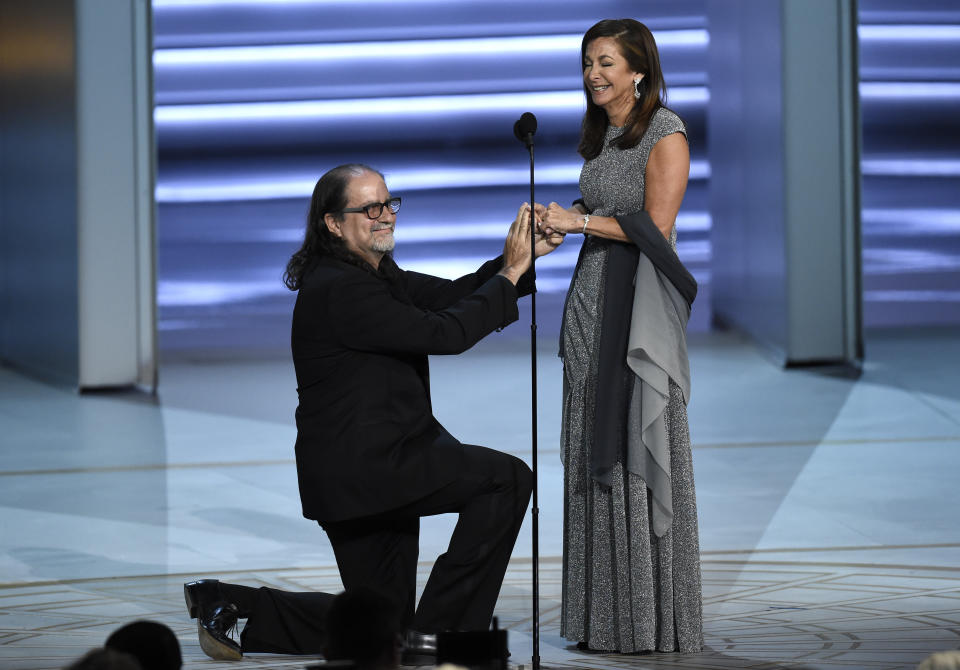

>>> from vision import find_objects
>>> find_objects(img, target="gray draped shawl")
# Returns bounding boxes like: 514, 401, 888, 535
626, 254, 691, 536
586, 210, 696, 537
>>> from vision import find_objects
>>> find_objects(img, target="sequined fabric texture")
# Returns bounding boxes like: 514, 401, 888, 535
559, 107, 703, 653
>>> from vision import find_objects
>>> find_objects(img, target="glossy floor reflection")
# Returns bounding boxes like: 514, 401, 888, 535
1, 328, 959, 669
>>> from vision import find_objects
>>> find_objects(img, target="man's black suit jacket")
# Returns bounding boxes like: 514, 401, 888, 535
291, 253, 530, 523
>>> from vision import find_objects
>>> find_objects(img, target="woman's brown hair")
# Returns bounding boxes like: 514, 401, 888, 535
578, 18, 669, 160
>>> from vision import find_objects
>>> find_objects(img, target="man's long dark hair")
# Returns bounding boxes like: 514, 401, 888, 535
578, 18, 670, 160
283, 164, 384, 291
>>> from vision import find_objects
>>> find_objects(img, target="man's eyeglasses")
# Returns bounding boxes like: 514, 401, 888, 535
339, 197, 402, 220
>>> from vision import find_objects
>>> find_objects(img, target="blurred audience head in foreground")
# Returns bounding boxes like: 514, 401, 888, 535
65, 648, 141, 670
105, 620, 182, 670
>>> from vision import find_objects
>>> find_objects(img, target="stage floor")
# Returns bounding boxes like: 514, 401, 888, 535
2, 328, 959, 669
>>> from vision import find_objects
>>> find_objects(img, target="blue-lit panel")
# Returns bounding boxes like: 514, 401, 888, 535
153, 88, 708, 154
153, 32, 709, 105
152, 0, 960, 353
151, 0, 712, 352
859, 1, 960, 329
151, 0, 707, 48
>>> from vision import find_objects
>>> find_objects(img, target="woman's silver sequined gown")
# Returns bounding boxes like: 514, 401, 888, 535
560, 108, 703, 653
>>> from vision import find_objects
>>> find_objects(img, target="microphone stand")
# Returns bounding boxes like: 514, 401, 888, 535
513, 111, 541, 670
520, 131, 540, 670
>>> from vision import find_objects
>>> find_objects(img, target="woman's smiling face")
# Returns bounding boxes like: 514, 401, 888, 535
583, 36, 643, 123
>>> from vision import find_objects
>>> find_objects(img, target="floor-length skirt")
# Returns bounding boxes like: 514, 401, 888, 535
559, 238, 703, 653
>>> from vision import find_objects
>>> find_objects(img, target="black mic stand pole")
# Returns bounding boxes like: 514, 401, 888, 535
514, 111, 542, 670
523, 134, 541, 670
518, 126, 540, 670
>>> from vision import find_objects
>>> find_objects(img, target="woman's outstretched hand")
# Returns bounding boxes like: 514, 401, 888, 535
541, 202, 584, 235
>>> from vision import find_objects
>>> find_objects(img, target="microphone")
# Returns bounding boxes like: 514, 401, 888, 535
513, 112, 537, 148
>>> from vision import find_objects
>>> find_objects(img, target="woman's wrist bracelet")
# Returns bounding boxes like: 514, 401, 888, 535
581, 214, 590, 234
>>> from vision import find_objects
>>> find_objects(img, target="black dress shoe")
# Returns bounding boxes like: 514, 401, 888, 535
401, 630, 437, 666
197, 601, 242, 661
184, 579, 223, 619
184, 580, 242, 661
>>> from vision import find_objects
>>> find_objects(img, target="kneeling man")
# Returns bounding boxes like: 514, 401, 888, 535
185, 164, 562, 661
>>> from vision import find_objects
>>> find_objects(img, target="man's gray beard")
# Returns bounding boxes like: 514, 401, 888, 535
371, 232, 395, 253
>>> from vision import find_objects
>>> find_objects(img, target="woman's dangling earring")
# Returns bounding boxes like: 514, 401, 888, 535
634, 77, 644, 99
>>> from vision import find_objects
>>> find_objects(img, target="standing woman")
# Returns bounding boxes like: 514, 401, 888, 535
541, 18, 703, 654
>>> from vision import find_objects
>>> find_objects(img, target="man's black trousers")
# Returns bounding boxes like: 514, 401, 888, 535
229, 444, 532, 654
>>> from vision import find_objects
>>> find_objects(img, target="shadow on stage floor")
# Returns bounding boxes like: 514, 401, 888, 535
1, 328, 959, 669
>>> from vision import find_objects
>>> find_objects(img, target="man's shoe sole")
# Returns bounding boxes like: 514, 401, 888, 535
198, 621, 242, 661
